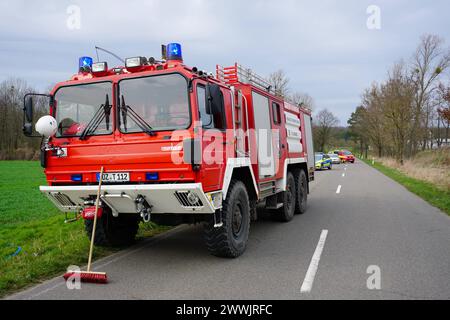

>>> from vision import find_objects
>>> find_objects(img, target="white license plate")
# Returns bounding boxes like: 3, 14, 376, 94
97, 172, 130, 182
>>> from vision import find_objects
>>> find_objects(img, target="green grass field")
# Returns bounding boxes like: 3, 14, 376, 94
363, 158, 450, 216
0, 161, 169, 297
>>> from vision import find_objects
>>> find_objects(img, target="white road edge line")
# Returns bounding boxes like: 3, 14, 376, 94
336, 185, 342, 194
300, 229, 328, 293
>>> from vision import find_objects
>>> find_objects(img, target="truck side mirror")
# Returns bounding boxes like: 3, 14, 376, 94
22, 93, 53, 137
23, 95, 33, 136
23, 122, 33, 136
25, 96, 33, 122
206, 83, 222, 116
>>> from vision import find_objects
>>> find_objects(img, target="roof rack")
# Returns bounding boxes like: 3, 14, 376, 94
216, 63, 311, 112
216, 63, 275, 94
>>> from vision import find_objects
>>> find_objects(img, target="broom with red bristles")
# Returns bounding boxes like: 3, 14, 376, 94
63, 166, 108, 284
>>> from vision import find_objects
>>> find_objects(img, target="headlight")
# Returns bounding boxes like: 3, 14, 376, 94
207, 192, 223, 209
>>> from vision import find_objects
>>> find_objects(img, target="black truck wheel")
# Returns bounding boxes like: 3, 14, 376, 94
84, 208, 140, 247
295, 169, 308, 214
272, 171, 296, 222
204, 180, 250, 258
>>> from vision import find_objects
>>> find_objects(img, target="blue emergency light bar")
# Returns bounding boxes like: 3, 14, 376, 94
79, 56, 93, 72
167, 43, 182, 61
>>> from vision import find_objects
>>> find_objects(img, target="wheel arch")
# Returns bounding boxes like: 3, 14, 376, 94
221, 158, 258, 201
229, 167, 258, 202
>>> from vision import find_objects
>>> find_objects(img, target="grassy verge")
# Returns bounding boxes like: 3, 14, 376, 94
362, 158, 450, 216
0, 161, 170, 298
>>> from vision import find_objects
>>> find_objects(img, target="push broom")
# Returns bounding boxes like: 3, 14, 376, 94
63, 166, 108, 284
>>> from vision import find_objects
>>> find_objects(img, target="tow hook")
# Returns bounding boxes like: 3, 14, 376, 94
141, 210, 151, 223
135, 195, 152, 223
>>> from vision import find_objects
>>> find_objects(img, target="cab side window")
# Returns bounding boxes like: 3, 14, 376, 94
197, 85, 213, 129
197, 84, 226, 130
213, 88, 226, 130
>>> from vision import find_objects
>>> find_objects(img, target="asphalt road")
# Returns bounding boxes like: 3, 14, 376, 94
8, 161, 450, 300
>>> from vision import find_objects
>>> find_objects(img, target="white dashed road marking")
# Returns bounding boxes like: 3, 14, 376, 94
336, 185, 342, 194
300, 229, 328, 293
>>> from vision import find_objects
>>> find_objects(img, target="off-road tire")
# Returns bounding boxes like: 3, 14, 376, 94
294, 169, 308, 214
204, 180, 250, 258
272, 171, 296, 222
84, 208, 140, 247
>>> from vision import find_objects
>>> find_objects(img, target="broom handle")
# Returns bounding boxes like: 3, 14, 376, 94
87, 166, 104, 272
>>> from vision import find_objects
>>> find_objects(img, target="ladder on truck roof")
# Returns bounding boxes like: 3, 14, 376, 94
216, 63, 276, 95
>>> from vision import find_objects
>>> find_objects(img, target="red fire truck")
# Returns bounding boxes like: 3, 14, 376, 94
23, 43, 315, 258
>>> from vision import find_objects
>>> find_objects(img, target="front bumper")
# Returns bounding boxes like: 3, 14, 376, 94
40, 183, 218, 214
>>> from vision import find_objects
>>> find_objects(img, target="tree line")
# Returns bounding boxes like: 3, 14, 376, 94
348, 34, 450, 163
0, 78, 49, 160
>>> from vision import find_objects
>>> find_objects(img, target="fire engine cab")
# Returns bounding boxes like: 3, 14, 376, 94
23, 43, 315, 258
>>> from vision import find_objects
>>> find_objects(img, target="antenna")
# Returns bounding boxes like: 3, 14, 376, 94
94, 46, 125, 64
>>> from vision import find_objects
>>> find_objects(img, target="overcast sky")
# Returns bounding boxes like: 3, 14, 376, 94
0, 0, 449, 124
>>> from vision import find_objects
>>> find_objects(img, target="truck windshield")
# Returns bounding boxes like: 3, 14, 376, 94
54, 82, 112, 137
118, 73, 190, 133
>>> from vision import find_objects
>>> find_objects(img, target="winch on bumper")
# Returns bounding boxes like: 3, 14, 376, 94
40, 183, 220, 216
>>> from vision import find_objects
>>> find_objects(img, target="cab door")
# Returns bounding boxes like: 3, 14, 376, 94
194, 81, 231, 191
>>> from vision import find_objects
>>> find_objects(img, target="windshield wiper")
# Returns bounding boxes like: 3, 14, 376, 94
120, 95, 156, 136
80, 94, 111, 140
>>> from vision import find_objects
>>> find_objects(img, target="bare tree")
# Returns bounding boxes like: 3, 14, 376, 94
410, 34, 450, 154
313, 109, 339, 152
268, 69, 290, 97
268, 70, 315, 111
381, 62, 416, 164
437, 84, 450, 144
360, 84, 387, 157
291, 92, 314, 110
0, 78, 41, 159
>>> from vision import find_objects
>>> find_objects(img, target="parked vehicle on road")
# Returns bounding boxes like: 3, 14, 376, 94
315, 153, 332, 170
340, 150, 355, 163
327, 153, 341, 164
22, 44, 315, 258
332, 150, 355, 163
